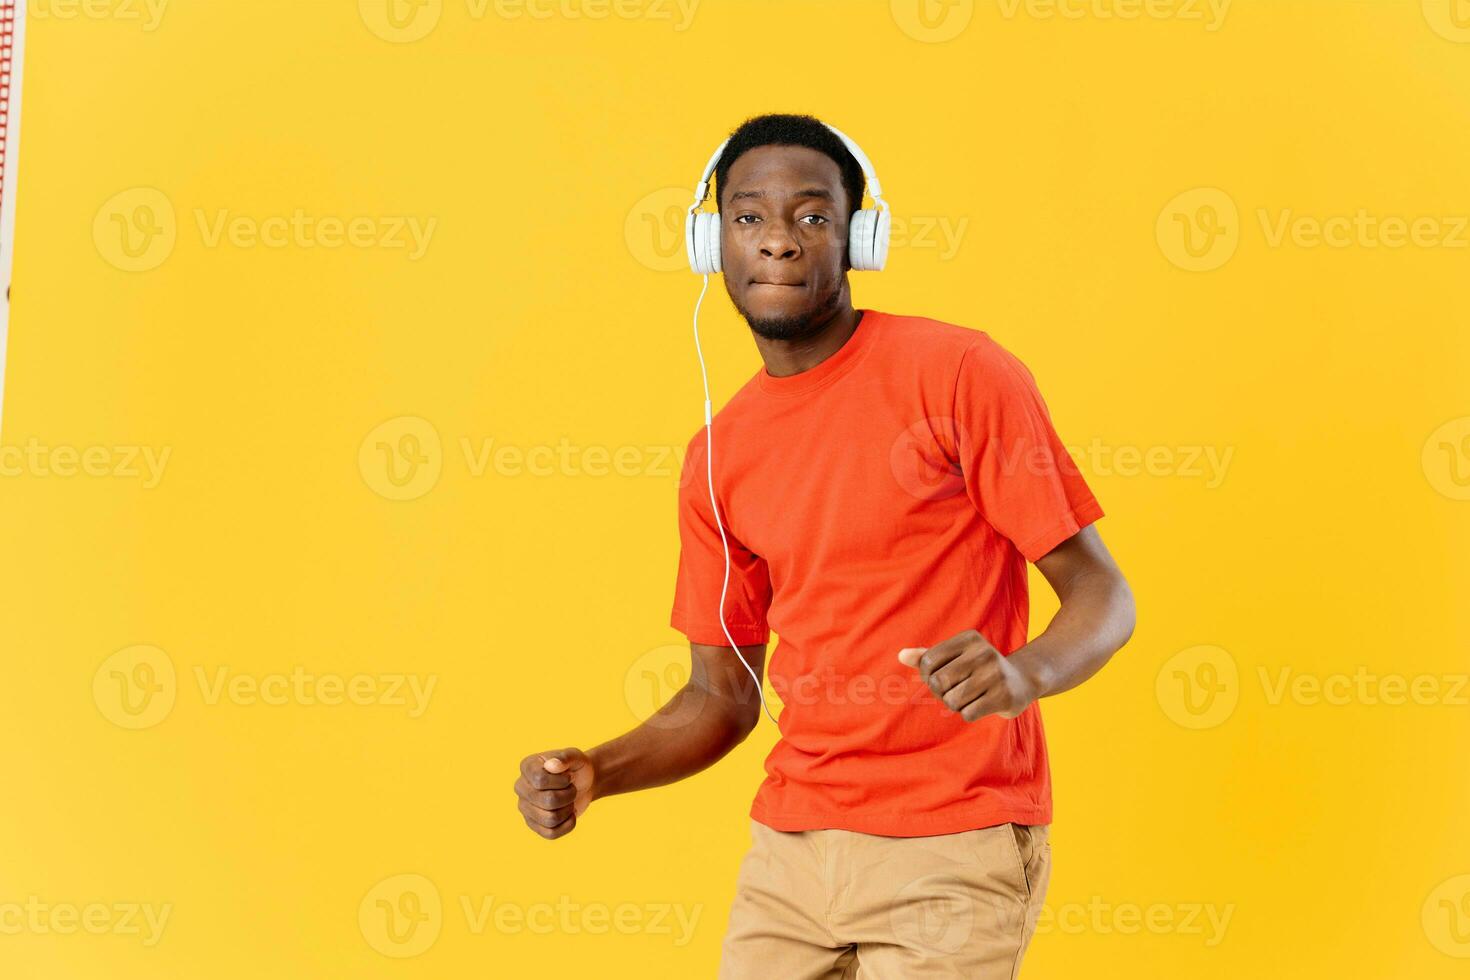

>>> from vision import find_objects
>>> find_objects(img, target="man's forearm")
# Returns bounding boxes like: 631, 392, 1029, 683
587, 685, 753, 801
1011, 566, 1135, 700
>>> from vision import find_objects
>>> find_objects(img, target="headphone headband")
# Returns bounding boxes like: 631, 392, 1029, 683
690, 123, 888, 213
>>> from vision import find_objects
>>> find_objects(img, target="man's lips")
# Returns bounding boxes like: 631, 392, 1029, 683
750, 280, 805, 286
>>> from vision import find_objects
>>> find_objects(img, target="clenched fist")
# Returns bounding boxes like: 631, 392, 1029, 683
514, 748, 596, 840
898, 629, 1040, 722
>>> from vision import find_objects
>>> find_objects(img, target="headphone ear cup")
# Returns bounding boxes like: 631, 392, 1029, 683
847, 208, 890, 272
685, 210, 700, 271
847, 209, 874, 271
871, 207, 890, 270
686, 211, 722, 274
847, 210, 867, 270
702, 212, 722, 274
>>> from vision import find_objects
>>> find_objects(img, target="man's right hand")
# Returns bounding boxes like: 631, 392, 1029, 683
514, 748, 595, 840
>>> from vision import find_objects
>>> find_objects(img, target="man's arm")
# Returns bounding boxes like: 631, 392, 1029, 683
1010, 524, 1136, 700
513, 641, 767, 839
899, 525, 1135, 719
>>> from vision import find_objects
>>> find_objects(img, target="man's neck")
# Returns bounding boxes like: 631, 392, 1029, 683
753, 304, 864, 379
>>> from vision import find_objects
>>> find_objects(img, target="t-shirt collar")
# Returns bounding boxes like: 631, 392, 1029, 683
756, 309, 881, 397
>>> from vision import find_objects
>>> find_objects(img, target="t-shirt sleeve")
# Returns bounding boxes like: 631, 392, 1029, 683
953, 336, 1104, 563
669, 429, 773, 646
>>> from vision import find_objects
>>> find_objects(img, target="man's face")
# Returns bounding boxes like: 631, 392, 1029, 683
718, 144, 851, 341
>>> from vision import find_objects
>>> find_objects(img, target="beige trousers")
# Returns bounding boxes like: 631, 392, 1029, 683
719, 819, 1050, 979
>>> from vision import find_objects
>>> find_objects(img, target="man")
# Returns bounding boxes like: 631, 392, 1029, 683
514, 113, 1136, 978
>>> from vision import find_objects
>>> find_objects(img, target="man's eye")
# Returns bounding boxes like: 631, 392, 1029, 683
730, 213, 825, 226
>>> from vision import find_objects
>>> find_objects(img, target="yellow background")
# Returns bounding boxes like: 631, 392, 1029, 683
2, 0, 1468, 976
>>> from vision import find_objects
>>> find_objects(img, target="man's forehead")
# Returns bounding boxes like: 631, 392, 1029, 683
726, 145, 840, 183
722, 145, 844, 201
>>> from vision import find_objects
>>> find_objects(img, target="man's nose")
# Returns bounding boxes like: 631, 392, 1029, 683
759, 219, 800, 259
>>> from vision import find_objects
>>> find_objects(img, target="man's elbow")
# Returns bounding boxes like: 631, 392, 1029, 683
686, 681, 763, 745
725, 694, 763, 743
1109, 568, 1137, 651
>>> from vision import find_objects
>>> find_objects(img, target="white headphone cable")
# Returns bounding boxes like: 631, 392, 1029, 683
691, 272, 778, 727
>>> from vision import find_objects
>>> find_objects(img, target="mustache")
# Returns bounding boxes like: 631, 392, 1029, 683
734, 278, 844, 342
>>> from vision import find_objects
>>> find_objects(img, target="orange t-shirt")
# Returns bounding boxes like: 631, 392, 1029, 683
669, 309, 1103, 837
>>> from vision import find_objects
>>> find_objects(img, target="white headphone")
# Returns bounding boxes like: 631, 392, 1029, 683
685, 123, 891, 727
684, 123, 892, 275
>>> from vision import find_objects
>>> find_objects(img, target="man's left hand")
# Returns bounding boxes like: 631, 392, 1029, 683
898, 630, 1040, 722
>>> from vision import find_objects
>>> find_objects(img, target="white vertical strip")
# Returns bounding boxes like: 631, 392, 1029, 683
0, 0, 25, 438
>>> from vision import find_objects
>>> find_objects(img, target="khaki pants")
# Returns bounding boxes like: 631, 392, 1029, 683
719, 820, 1050, 979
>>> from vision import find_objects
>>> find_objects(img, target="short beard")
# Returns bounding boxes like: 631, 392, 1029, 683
733, 278, 844, 343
